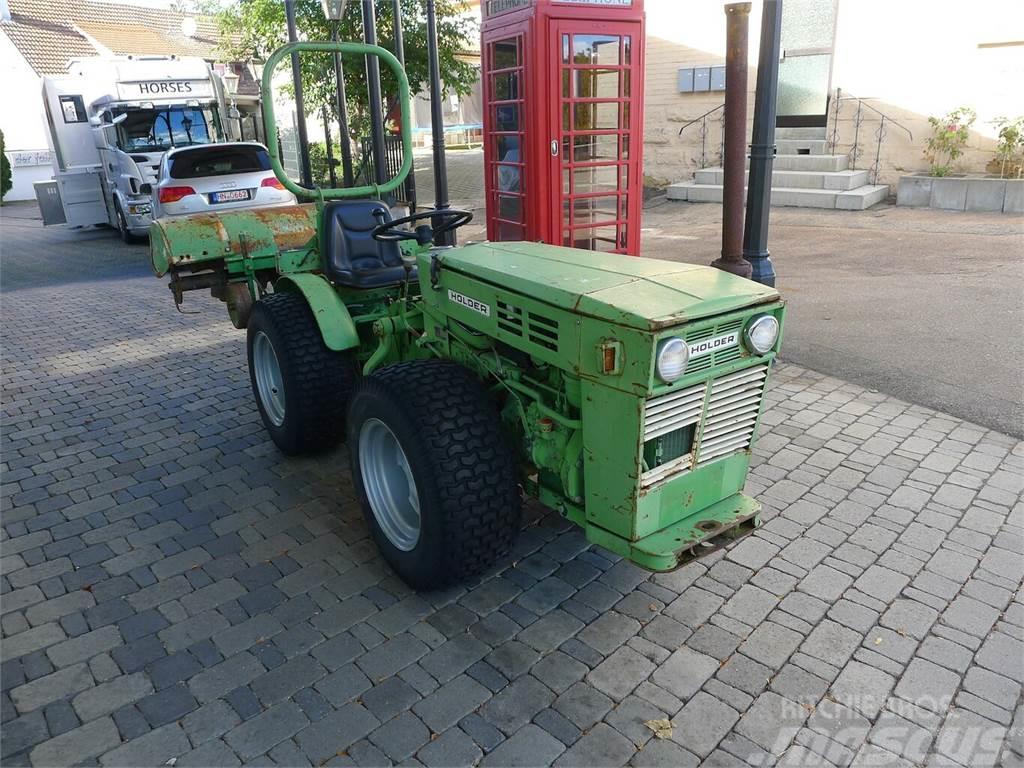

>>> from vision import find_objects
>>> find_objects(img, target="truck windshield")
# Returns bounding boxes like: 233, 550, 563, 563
113, 106, 215, 152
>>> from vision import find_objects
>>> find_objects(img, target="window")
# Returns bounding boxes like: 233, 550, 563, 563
114, 106, 214, 152
59, 95, 87, 123
169, 145, 270, 179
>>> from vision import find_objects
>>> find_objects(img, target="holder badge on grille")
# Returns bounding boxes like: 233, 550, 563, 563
688, 331, 738, 359
447, 289, 491, 317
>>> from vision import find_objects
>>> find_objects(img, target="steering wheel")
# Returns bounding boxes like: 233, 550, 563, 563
372, 208, 473, 246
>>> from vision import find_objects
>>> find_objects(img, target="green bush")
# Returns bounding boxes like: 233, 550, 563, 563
923, 107, 976, 177
0, 129, 12, 203
992, 115, 1024, 179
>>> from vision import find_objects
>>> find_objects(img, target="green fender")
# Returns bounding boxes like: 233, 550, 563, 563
274, 274, 359, 352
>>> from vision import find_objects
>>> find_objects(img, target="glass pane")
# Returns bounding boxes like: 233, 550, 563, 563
493, 39, 518, 69
622, 102, 630, 129
573, 134, 618, 162
564, 195, 618, 226
496, 164, 521, 193
569, 224, 617, 250
496, 104, 520, 131
622, 135, 630, 160
493, 72, 519, 101
562, 34, 570, 64
497, 221, 523, 240
623, 36, 631, 62
498, 195, 523, 222
562, 137, 571, 161
572, 165, 617, 194
620, 165, 629, 191
777, 54, 831, 117
563, 104, 570, 131
573, 103, 618, 131
573, 35, 620, 66
496, 135, 520, 161
573, 70, 619, 99
623, 70, 631, 97
562, 71, 570, 98
595, 225, 621, 252
563, 169, 570, 194
781, 0, 835, 49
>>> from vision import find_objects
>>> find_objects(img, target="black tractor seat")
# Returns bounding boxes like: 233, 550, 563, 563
321, 200, 416, 289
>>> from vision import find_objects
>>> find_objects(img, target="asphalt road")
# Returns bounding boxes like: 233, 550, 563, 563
639, 201, 1024, 438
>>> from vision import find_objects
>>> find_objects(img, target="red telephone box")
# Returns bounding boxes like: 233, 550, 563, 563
481, 0, 645, 255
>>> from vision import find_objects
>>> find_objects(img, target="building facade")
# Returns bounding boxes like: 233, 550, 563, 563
643, 0, 1024, 190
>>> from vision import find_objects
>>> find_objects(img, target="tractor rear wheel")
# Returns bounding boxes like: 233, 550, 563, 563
246, 292, 356, 455
347, 360, 521, 590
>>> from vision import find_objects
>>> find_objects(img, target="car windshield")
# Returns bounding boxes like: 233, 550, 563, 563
113, 106, 215, 152
169, 146, 271, 179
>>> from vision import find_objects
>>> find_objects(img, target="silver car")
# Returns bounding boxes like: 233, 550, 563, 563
150, 142, 296, 218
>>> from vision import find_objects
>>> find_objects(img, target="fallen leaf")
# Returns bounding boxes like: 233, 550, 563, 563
644, 719, 673, 740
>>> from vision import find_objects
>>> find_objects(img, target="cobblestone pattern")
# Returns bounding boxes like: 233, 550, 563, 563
1, 273, 1022, 768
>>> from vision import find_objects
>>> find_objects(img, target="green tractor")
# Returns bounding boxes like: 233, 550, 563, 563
151, 42, 785, 590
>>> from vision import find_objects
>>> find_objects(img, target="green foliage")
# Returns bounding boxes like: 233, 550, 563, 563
923, 107, 976, 177
992, 115, 1024, 179
212, 0, 478, 138
0, 129, 12, 203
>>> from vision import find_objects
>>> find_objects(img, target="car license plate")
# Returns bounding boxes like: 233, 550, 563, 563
211, 189, 250, 203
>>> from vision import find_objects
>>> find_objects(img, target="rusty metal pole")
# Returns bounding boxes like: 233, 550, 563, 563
711, 2, 753, 280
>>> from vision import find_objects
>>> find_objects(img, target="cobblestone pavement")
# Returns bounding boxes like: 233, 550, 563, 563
2, 226, 1023, 767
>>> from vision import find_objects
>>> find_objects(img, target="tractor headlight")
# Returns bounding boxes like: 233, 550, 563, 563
656, 337, 689, 382
744, 315, 779, 355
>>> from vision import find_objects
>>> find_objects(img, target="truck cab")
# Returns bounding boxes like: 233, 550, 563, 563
37, 55, 231, 241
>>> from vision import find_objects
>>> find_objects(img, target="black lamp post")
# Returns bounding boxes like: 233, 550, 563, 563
321, 0, 354, 186
285, 0, 313, 187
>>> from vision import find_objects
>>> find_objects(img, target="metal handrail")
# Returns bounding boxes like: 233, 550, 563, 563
832, 89, 913, 141
827, 88, 913, 185
677, 103, 726, 169
677, 103, 726, 136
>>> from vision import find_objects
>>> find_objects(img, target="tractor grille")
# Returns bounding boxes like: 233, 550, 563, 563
641, 364, 769, 487
684, 318, 745, 374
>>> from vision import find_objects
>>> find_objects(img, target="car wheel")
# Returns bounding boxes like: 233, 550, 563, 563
115, 203, 142, 244
347, 360, 522, 590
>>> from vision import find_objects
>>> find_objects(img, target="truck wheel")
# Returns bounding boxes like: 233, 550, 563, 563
115, 203, 143, 244
247, 292, 356, 455
347, 360, 521, 590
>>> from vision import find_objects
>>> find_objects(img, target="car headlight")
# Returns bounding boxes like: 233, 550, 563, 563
744, 315, 779, 355
656, 337, 689, 382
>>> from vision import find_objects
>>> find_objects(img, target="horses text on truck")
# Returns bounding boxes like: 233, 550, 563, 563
36, 55, 236, 241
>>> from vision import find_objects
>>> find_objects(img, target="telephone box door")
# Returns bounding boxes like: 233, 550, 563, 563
552, 22, 643, 255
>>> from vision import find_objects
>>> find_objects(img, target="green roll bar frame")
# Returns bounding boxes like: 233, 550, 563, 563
261, 41, 413, 200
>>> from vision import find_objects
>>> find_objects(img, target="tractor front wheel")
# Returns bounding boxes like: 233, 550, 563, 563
347, 360, 521, 590
246, 292, 356, 455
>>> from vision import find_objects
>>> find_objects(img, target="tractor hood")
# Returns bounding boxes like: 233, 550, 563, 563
441, 241, 780, 330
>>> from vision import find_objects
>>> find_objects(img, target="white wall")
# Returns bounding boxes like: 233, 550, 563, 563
0, 29, 55, 201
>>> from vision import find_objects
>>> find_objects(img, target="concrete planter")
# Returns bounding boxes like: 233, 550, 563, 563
897, 174, 1024, 213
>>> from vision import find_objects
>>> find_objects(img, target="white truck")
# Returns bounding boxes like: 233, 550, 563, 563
36, 55, 238, 241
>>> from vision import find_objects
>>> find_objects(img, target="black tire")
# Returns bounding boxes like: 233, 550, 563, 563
247, 292, 357, 455
115, 202, 143, 244
347, 360, 521, 590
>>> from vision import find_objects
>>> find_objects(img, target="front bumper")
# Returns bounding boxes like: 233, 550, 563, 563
125, 202, 153, 236
587, 492, 760, 572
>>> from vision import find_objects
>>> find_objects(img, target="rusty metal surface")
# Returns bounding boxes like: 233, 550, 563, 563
713, 2, 754, 280
151, 205, 318, 274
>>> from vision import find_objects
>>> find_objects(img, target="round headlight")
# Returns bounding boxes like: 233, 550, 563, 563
656, 337, 689, 382
744, 315, 779, 355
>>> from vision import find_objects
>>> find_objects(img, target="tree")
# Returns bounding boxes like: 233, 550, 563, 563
0, 129, 12, 203
212, 0, 478, 138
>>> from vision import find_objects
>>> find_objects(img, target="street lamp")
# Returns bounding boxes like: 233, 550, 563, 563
322, 0, 354, 185
320, 0, 347, 20
221, 69, 242, 138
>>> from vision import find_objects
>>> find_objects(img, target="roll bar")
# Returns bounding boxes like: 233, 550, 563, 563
261, 41, 413, 200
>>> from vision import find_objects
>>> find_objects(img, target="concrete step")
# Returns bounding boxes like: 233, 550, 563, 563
775, 126, 827, 140
775, 139, 828, 155
769, 154, 849, 172
694, 167, 871, 191
665, 182, 890, 210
